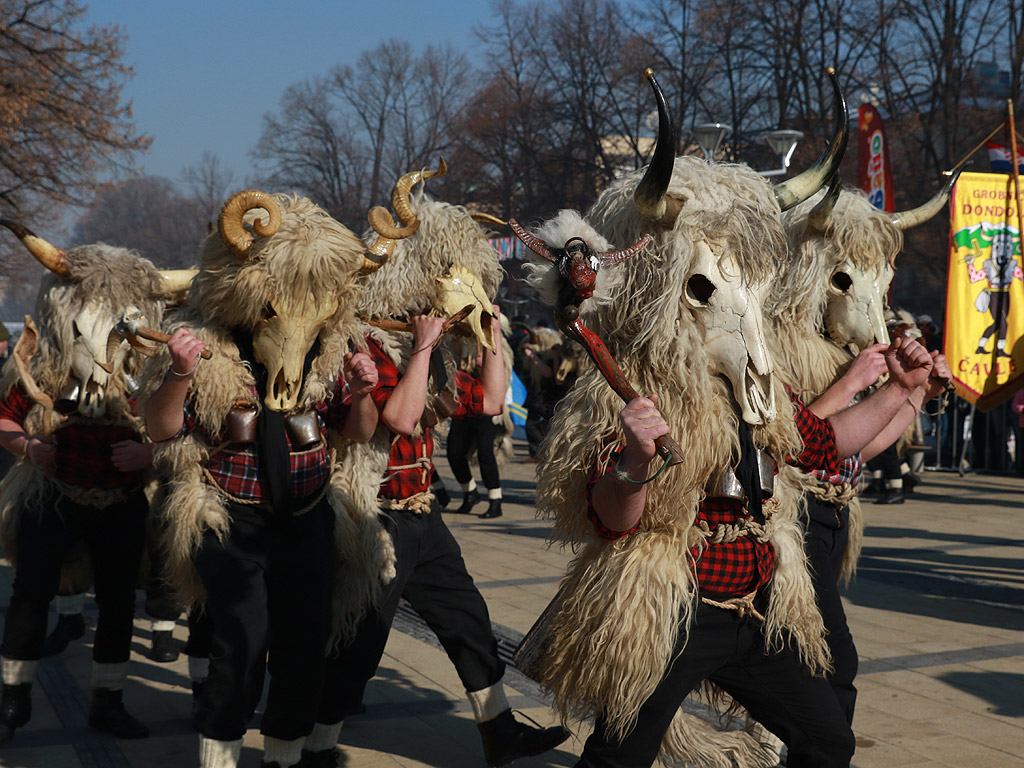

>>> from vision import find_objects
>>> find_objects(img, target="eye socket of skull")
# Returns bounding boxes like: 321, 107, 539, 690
685, 273, 717, 306
830, 270, 853, 294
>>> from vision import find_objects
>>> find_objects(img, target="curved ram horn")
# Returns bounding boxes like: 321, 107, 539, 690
470, 212, 508, 227
807, 171, 842, 234
0, 219, 72, 277
774, 67, 849, 212
888, 169, 961, 230
361, 159, 447, 275
155, 269, 198, 297
633, 68, 681, 225
597, 234, 653, 266
508, 219, 556, 263
218, 189, 282, 259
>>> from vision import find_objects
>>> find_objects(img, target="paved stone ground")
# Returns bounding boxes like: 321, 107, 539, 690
1, 437, 1022, 768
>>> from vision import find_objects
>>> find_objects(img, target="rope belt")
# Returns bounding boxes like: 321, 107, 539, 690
700, 591, 765, 622
692, 496, 780, 545
806, 481, 857, 509
379, 490, 435, 516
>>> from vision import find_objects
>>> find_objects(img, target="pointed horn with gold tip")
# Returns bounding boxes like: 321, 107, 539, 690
0, 220, 72, 278
217, 189, 282, 260
773, 68, 849, 212
633, 68, 682, 227
470, 212, 508, 227
887, 170, 961, 231
361, 157, 448, 275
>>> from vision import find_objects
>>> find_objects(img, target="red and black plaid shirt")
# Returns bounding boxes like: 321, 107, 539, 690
587, 387, 839, 599
178, 379, 351, 503
367, 337, 484, 501
0, 385, 145, 490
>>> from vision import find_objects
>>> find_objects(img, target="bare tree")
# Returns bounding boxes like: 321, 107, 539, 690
72, 177, 206, 269
181, 151, 236, 226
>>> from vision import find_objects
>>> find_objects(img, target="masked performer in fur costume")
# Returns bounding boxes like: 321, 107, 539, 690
513, 69, 936, 768
770, 172, 956, 725
301, 164, 569, 768
0, 222, 194, 744
142, 189, 404, 768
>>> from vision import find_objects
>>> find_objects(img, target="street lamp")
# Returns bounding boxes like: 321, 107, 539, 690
761, 129, 804, 177
693, 122, 732, 161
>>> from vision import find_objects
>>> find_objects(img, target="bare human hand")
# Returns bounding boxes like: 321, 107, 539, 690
167, 328, 206, 377
923, 351, 952, 401
885, 336, 933, 393
618, 394, 671, 471
410, 315, 445, 353
344, 351, 378, 397
25, 435, 55, 466
843, 343, 889, 392
111, 440, 154, 472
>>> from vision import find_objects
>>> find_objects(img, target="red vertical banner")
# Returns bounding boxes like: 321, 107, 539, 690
858, 104, 895, 213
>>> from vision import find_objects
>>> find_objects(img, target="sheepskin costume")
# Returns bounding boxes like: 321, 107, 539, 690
769, 185, 901, 582
137, 194, 385, 627
327, 187, 507, 642
524, 159, 830, 768
0, 244, 166, 582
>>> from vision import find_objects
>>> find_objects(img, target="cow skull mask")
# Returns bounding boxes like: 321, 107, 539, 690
684, 241, 777, 425
824, 259, 892, 353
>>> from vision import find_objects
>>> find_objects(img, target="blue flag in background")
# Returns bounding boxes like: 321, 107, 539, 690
506, 370, 528, 426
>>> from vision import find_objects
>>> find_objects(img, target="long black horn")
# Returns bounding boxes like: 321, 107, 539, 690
774, 67, 849, 212
806, 171, 842, 233
633, 68, 678, 224
887, 170, 961, 230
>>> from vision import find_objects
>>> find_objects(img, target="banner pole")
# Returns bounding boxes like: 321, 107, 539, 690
1008, 101, 1024, 248
949, 123, 1011, 176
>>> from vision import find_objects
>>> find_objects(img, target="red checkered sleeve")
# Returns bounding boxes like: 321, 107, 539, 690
584, 436, 773, 599
786, 386, 839, 476
322, 373, 352, 431
452, 370, 485, 418
367, 337, 400, 414
0, 385, 33, 425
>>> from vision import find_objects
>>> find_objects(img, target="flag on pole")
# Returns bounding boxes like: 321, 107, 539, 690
944, 171, 1024, 410
506, 369, 528, 426
986, 141, 1024, 173
857, 104, 895, 212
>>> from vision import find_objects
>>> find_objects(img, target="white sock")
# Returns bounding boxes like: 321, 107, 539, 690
899, 462, 911, 476
461, 479, 478, 493
1, 657, 38, 685
55, 593, 85, 616
199, 736, 242, 768
889, 478, 903, 490
264, 735, 304, 766
92, 661, 128, 691
487, 488, 502, 500
467, 681, 510, 723
304, 721, 342, 753
151, 619, 177, 633
997, 338, 1007, 350
188, 656, 210, 683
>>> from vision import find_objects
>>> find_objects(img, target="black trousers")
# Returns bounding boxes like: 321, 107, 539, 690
317, 506, 504, 723
192, 498, 335, 742
804, 499, 858, 724
446, 416, 502, 491
1, 488, 147, 664
576, 599, 855, 768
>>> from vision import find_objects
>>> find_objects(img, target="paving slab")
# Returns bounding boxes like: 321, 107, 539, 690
0, 439, 1021, 767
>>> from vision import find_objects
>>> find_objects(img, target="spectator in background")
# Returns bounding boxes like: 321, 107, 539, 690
1011, 388, 1024, 475
0, 322, 9, 359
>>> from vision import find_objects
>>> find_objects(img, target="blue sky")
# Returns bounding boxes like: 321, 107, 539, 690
84, 0, 499, 184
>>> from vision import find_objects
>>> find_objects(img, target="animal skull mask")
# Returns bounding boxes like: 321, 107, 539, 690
824, 259, 893, 353
434, 265, 496, 352
684, 241, 777, 425
69, 298, 128, 417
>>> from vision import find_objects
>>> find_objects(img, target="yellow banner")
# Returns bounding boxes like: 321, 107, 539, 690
944, 171, 1024, 410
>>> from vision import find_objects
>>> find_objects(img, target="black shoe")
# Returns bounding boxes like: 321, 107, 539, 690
480, 499, 503, 519
88, 688, 149, 739
42, 613, 86, 657
297, 748, 340, 768
0, 683, 32, 746
860, 479, 884, 498
478, 709, 570, 767
902, 473, 920, 495
455, 488, 482, 514
875, 488, 905, 505
150, 629, 179, 663
434, 486, 451, 508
